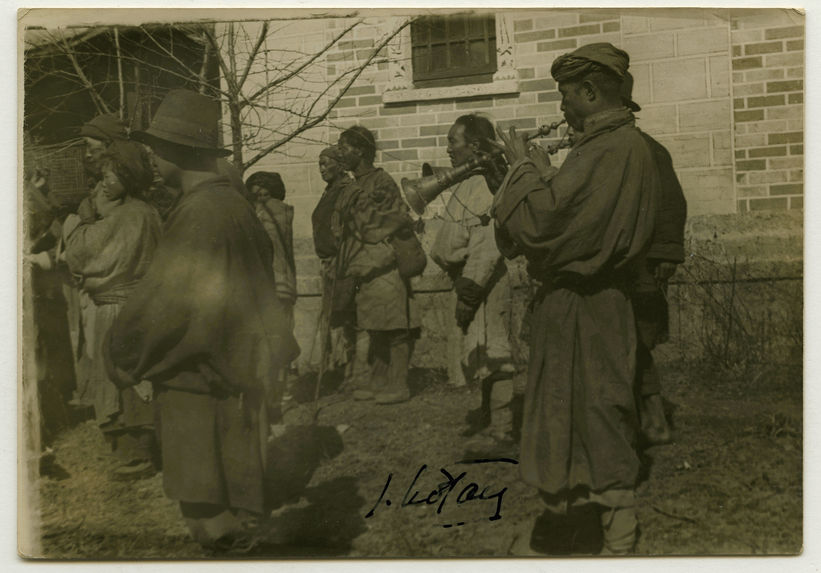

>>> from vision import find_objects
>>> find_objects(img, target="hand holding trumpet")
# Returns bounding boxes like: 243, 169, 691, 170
489, 126, 555, 179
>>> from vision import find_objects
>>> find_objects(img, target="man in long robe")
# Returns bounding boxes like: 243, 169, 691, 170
428, 114, 517, 450
492, 43, 659, 555
104, 89, 299, 548
337, 126, 420, 405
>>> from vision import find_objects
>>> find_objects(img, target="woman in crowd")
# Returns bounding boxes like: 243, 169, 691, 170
247, 170, 297, 411
310, 146, 360, 388
61, 139, 163, 481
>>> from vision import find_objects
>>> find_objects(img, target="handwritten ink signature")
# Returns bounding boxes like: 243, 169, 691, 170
365, 457, 518, 527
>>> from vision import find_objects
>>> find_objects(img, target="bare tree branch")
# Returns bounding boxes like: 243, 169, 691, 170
140, 24, 218, 90
237, 21, 268, 91
241, 18, 362, 108
242, 17, 413, 172
198, 30, 210, 94
53, 30, 111, 115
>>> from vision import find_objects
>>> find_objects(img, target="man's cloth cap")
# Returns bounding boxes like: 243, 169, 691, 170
131, 89, 231, 156
551, 42, 630, 83
79, 113, 129, 143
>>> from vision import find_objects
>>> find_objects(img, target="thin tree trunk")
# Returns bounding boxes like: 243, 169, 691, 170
114, 27, 125, 121
229, 101, 243, 169
226, 23, 243, 168
198, 31, 209, 95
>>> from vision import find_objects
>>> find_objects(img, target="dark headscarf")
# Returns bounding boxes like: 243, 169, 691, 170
104, 140, 153, 198
319, 145, 347, 165
245, 171, 286, 201
339, 125, 376, 164
551, 42, 630, 83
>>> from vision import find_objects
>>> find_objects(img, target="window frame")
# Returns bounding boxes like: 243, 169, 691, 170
410, 14, 498, 88
383, 13, 519, 104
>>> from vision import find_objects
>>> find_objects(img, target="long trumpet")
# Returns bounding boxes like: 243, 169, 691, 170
401, 120, 572, 215
526, 119, 567, 142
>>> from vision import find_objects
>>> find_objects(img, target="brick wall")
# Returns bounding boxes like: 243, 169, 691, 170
730, 10, 804, 211
243, 9, 792, 242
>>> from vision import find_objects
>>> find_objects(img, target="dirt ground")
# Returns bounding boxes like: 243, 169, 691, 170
33, 359, 802, 559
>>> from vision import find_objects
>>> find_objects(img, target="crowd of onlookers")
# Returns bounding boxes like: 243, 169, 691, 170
23, 88, 444, 549
25, 39, 687, 555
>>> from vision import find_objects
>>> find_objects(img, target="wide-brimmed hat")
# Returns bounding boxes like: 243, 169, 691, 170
131, 89, 231, 156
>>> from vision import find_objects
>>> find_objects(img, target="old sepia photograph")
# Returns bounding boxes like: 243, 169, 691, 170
19, 6, 804, 560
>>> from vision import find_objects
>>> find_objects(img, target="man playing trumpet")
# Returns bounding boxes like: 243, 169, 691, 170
428, 114, 517, 453
491, 43, 660, 555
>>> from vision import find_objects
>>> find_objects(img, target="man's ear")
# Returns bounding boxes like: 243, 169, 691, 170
468, 139, 482, 154
581, 79, 597, 102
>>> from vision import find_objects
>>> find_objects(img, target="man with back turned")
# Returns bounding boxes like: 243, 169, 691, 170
104, 89, 299, 550
491, 43, 660, 555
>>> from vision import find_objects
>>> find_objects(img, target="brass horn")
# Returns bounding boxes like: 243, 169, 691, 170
402, 159, 486, 215
401, 120, 572, 215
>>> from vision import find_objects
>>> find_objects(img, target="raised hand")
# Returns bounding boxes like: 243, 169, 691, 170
489, 126, 530, 166
527, 142, 554, 178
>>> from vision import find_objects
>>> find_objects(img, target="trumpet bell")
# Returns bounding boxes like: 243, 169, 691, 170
401, 175, 432, 215
401, 161, 481, 215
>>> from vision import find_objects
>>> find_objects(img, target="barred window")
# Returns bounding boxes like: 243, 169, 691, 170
410, 15, 497, 88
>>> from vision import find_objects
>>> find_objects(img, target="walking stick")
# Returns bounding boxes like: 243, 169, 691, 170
311, 189, 358, 422
311, 270, 335, 422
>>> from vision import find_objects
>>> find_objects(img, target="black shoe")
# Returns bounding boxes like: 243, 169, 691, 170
530, 505, 603, 555
461, 407, 491, 437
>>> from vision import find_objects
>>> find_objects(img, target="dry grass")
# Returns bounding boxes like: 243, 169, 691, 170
30, 360, 802, 559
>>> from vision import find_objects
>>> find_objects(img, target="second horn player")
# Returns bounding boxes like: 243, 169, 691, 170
401, 119, 572, 215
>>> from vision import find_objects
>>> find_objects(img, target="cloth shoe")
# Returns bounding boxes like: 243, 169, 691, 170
353, 390, 374, 401
375, 389, 410, 405
462, 428, 516, 459
111, 460, 157, 482
599, 505, 637, 555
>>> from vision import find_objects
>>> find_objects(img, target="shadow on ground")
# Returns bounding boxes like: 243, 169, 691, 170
256, 476, 367, 557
